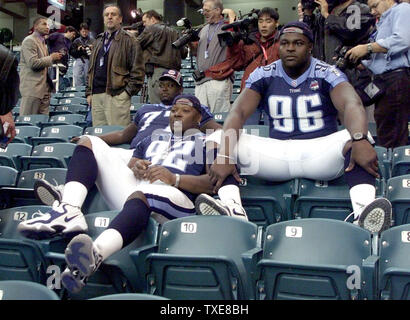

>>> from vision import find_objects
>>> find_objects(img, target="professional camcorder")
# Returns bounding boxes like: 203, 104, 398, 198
333, 45, 370, 71
217, 9, 260, 47
172, 18, 201, 49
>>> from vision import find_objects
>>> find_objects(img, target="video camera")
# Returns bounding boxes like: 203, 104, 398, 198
217, 9, 260, 47
333, 45, 370, 71
301, 0, 319, 10
172, 18, 201, 49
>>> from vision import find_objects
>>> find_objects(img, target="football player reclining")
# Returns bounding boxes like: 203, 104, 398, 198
18, 94, 235, 293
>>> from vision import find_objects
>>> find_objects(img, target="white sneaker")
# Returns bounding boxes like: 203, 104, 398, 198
17, 202, 87, 240
61, 234, 102, 294
358, 198, 392, 233
34, 179, 64, 206
195, 194, 248, 221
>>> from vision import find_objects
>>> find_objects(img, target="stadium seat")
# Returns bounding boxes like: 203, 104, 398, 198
0, 168, 67, 209
20, 142, 76, 171
55, 212, 160, 300
60, 91, 86, 98
375, 146, 391, 179
12, 106, 20, 116
43, 114, 87, 128
391, 146, 410, 177
58, 97, 88, 105
14, 126, 41, 145
183, 87, 195, 95
0, 205, 53, 283
386, 175, 410, 226
244, 110, 262, 125
255, 219, 375, 300
51, 104, 88, 116
0, 166, 18, 187
379, 224, 410, 300
213, 112, 228, 124
15, 114, 49, 127
30, 125, 83, 146
0, 281, 59, 300
293, 176, 385, 222
131, 96, 143, 105
84, 125, 124, 136
242, 125, 269, 138
90, 293, 169, 300
0, 143, 32, 170
144, 216, 260, 300
130, 103, 145, 114
238, 176, 298, 227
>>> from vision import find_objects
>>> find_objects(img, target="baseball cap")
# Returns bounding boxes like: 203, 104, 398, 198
172, 94, 202, 113
159, 69, 183, 87
279, 21, 314, 43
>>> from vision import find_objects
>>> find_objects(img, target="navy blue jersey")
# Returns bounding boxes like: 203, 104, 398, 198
130, 103, 213, 149
246, 58, 348, 140
133, 131, 210, 201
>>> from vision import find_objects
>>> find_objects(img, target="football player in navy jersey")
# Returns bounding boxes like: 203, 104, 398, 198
32, 69, 221, 206
196, 21, 392, 233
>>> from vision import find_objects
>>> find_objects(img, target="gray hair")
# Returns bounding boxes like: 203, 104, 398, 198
202, 0, 224, 11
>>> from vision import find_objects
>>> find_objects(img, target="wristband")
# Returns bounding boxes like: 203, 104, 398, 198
174, 173, 181, 188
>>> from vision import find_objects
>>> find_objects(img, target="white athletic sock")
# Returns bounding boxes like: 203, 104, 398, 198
94, 228, 124, 261
349, 184, 376, 218
61, 181, 88, 208
218, 184, 242, 206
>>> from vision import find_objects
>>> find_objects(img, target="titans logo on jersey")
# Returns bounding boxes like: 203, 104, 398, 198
245, 58, 348, 140
130, 103, 213, 149
133, 131, 209, 200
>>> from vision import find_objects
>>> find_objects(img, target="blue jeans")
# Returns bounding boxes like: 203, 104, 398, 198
73, 58, 89, 87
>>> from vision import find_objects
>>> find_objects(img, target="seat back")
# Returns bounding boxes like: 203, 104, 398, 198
386, 175, 410, 226
146, 216, 259, 300
0, 143, 32, 169
0, 166, 18, 187
17, 168, 67, 189
0, 280, 59, 300
15, 114, 49, 127
258, 219, 372, 300
379, 224, 410, 299
14, 126, 41, 144
20, 143, 76, 170
84, 125, 124, 136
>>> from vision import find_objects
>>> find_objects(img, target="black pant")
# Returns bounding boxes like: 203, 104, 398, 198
374, 68, 410, 149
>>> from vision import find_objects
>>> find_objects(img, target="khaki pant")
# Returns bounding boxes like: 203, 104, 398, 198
195, 79, 232, 113
91, 91, 131, 127
20, 93, 51, 115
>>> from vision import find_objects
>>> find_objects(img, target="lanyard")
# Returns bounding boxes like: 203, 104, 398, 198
103, 31, 117, 55
206, 20, 224, 49
260, 44, 268, 63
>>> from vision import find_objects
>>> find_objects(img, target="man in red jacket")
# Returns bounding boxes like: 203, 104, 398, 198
225, 7, 280, 91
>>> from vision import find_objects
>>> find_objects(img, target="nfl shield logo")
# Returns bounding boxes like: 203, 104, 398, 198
291, 80, 298, 87
310, 80, 319, 91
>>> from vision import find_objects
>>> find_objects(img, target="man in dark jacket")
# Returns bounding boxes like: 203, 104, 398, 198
0, 44, 18, 144
137, 10, 188, 104
302, 0, 375, 81
86, 5, 145, 126
70, 23, 95, 87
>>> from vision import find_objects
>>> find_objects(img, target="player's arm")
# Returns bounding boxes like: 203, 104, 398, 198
98, 122, 139, 145
330, 81, 379, 178
199, 119, 222, 132
209, 88, 261, 190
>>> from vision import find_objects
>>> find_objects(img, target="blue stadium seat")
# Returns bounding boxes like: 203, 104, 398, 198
84, 125, 124, 136
386, 175, 410, 226
144, 216, 260, 300
30, 125, 83, 146
213, 112, 228, 124
239, 176, 298, 227
20, 142, 76, 171
0, 166, 18, 187
0, 281, 59, 300
14, 126, 41, 144
391, 146, 410, 177
293, 176, 385, 222
52, 104, 88, 116
255, 219, 375, 300
58, 97, 88, 105
15, 114, 49, 127
379, 224, 410, 299
0, 205, 53, 283
0, 168, 67, 209
90, 293, 169, 300
43, 114, 87, 128
242, 125, 269, 138
0, 143, 32, 170
375, 146, 391, 179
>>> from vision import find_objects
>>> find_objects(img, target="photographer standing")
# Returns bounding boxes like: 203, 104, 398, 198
70, 23, 95, 87
137, 10, 188, 104
301, 0, 375, 76
346, 0, 410, 149
225, 7, 280, 91
190, 0, 234, 113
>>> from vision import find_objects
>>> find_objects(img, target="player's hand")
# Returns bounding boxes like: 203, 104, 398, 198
70, 136, 80, 144
145, 165, 176, 185
50, 52, 64, 62
345, 140, 379, 178
86, 95, 92, 107
209, 155, 241, 193
132, 159, 151, 179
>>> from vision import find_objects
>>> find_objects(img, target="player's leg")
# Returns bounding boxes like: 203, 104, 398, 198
61, 185, 194, 293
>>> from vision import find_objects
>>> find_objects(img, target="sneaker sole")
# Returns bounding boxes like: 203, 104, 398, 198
65, 234, 95, 277
34, 179, 62, 206
61, 269, 84, 294
195, 194, 229, 216
359, 198, 392, 233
